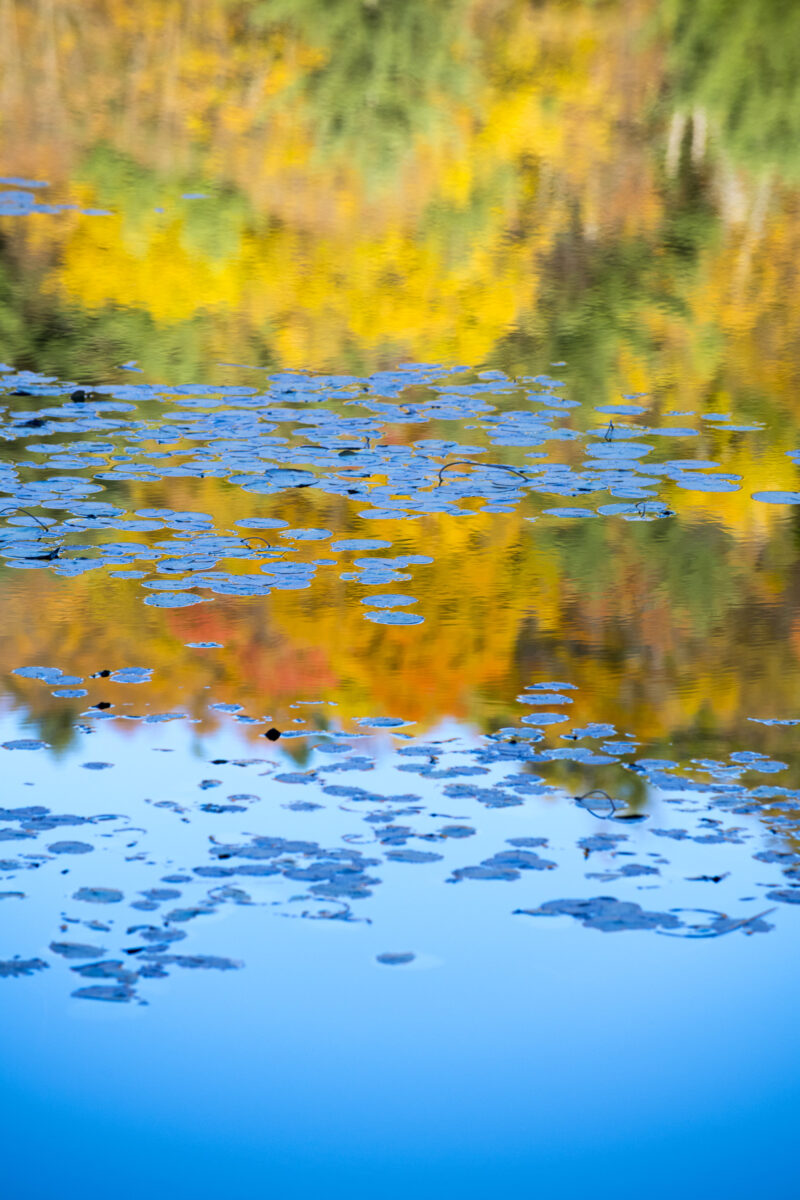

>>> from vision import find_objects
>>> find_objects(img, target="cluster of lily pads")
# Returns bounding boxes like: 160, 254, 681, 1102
1, 667, 798, 1002
1, 358, 799, 1001
1, 358, 798, 621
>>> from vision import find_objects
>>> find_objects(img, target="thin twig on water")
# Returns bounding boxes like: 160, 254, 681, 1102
240, 536, 287, 559
574, 788, 622, 819
657, 907, 777, 939
435, 460, 530, 488
0, 505, 50, 533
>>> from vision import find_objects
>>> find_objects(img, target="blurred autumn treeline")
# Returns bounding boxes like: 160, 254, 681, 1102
0, 0, 798, 404
1, 0, 800, 755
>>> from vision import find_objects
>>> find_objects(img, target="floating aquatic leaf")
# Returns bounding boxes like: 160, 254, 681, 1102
673, 475, 740, 493
543, 507, 597, 519
109, 667, 152, 684
330, 538, 392, 551
72, 887, 123, 904
765, 889, 800, 905
385, 850, 443, 864
596, 404, 646, 415
359, 594, 417, 609
356, 717, 411, 728
752, 491, 800, 504
363, 611, 424, 625
49, 941, 107, 959
0, 957, 49, 978
144, 592, 205, 608
13, 666, 83, 684
586, 863, 660, 881
72, 984, 135, 1002
279, 528, 332, 541
515, 897, 681, 932
520, 713, 568, 726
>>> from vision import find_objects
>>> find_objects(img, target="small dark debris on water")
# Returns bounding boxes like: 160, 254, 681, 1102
264, 728, 282, 741
376, 952, 415, 966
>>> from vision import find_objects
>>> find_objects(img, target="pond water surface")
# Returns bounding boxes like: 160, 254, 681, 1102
1, 3, 800, 1198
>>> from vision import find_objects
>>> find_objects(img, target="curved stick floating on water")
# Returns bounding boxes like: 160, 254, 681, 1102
435, 460, 532, 488
574, 788, 622, 819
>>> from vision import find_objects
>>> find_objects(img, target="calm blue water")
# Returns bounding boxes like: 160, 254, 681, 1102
1, 709, 799, 1199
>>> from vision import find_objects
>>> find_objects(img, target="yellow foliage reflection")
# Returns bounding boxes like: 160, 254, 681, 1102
1, 0, 800, 761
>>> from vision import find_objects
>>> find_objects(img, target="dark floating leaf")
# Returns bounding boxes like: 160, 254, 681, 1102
143, 954, 242, 971
586, 863, 660, 881
72, 887, 123, 904
0, 957, 49, 978
765, 889, 800, 905
385, 849, 443, 864
450, 848, 556, 882
49, 941, 107, 959
71, 960, 137, 983
515, 897, 682, 932
658, 908, 775, 938
72, 984, 135, 1002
